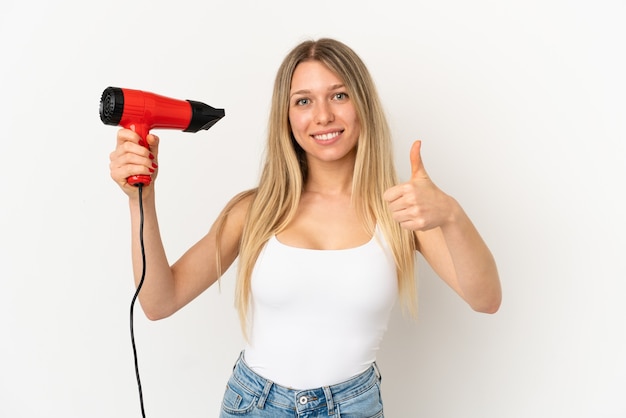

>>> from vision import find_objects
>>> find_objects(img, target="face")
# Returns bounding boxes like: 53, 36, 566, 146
288, 60, 361, 167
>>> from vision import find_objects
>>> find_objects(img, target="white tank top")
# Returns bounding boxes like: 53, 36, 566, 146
243, 227, 398, 389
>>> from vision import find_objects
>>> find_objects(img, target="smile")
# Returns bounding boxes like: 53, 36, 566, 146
312, 131, 342, 141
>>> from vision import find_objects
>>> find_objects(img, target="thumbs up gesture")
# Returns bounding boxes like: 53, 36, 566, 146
383, 140, 454, 232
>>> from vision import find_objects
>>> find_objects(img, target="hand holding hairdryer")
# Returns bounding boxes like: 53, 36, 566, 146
100, 86, 225, 186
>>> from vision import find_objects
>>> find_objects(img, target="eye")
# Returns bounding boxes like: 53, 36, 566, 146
294, 97, 310, 106
333, 92, 349, 101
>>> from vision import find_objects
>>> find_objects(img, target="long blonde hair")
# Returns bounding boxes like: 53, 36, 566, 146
218, 38, 418, 336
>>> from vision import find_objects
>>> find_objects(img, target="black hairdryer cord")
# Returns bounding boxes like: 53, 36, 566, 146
131, 183, 147, 417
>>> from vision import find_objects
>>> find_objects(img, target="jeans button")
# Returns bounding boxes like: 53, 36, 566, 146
299, 395, 308, 405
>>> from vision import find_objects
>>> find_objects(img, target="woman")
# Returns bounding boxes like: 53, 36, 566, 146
110, 38, 501, 417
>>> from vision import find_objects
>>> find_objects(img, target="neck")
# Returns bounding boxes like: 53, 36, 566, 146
304, 159, 355, 196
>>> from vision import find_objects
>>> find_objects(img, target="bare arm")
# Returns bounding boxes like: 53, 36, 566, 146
384, 140, 501, 313
110, 128, 249, 320
415, 203, 501, 313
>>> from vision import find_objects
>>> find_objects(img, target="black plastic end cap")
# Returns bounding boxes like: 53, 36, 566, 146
99, 87, 124, 126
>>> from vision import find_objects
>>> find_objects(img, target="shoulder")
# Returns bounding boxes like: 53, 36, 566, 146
217, 189, 257, 230
226, 189, 256, 216
210, 189, 258, 255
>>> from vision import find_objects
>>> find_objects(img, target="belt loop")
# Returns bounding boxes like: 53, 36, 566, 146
234, 350, 244, 371
322, 386, 335, 415
372, 362, 382, 383
257, 379, 273, 409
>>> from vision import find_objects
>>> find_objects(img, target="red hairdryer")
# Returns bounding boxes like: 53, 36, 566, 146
99, 86, 225, 186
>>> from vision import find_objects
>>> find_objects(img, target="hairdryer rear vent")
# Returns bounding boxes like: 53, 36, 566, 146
99, 87, 124, 126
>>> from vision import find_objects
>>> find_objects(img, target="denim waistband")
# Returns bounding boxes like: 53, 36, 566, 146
232, 351, 382, 414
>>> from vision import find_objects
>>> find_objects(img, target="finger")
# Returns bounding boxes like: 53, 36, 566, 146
110, 150, 152, 169
110, 139, 155, 180
383, 184, 405, 203
116, 127, 141, 146
110, 156, 152, 185
111, 161, 153, 180
146, 134, 159, 160
410, 140, 427, 180
147, 133, 159, 150
386, 198, 411, 214
110, 140, 150, 166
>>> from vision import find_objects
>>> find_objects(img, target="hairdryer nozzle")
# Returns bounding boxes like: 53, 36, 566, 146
185, 100, 226, 132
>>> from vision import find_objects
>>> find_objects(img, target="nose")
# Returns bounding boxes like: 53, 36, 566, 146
314, 101, 334, 125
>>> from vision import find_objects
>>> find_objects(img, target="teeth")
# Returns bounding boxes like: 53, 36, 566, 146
313, 132, 340, 141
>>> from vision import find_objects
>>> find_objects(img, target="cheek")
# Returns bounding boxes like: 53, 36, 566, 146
288, 111, 308, 136
340, 106, 360, 131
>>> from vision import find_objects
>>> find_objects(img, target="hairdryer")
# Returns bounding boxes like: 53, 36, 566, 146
99, 86, 225, 186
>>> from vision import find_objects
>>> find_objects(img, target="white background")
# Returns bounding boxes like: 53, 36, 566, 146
1, 1, 624, 417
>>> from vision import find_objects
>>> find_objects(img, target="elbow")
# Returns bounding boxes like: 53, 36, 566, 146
474, 300, 501, 314
469, 271, 502, 314
141, 302, 174, 322
144, 311, 166, 321
471, 293, 502, 314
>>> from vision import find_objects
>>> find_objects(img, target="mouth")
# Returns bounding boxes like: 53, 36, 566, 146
311, 130, 343, 141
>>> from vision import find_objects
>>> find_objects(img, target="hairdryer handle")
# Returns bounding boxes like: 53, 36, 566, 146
126, 123, 152, 187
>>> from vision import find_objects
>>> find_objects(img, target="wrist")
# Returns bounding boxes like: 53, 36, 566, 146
442, 195, 463, 227
128, 185, 156, 208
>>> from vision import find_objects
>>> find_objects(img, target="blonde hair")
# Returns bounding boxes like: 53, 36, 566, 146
218, 38, 418, 337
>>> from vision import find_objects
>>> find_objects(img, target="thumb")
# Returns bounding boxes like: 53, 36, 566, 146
147, 133, 160, 155
410, 140, 426, 179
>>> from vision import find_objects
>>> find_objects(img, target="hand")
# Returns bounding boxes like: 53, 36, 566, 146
109, 127, 160, 197
383, 140, 454, 231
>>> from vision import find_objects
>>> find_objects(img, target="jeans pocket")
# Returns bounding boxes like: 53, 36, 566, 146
220, 380, 258, 415
335, 381, 384, 418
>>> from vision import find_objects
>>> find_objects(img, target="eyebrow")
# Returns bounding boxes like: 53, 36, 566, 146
290, 83, 345, 98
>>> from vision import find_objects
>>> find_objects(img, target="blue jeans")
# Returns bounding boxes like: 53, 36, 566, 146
219, 352, 384, 417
